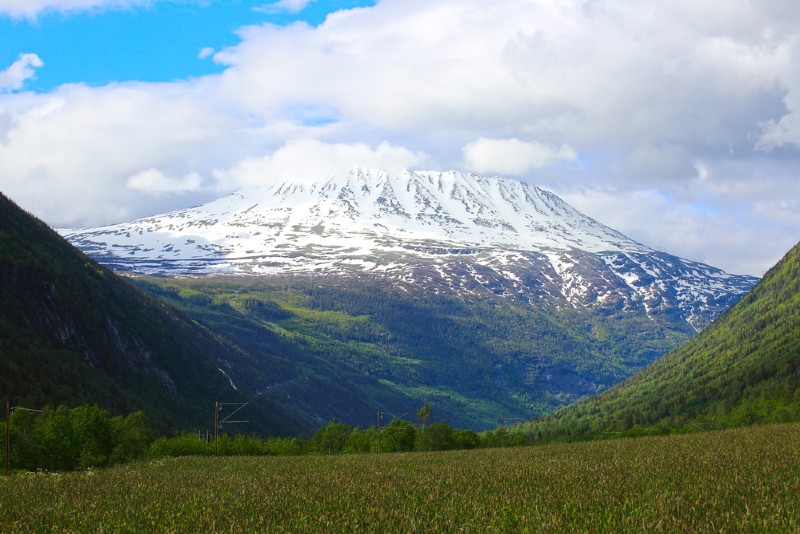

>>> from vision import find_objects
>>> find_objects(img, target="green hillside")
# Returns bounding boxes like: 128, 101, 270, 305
2, 188, 696, 434
134, 270, 691, 431
4, 186, 769, 435
525, 241, 800, 440
0, 192, 300, 435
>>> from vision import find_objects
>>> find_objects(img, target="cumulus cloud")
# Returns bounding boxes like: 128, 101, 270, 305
0, 80, 240, 227
1, 0, 799, 275
0, 109, 16, 144
562, 183, 800, 277
756, 40, 800, 150
126, 168, 203, 195
0, 54, 43, 92
558, 151, 800, 276
622, 144, 698, 184
198, 47, 215, 60
462, 138, 577, 176
215, 0, 793, 152
254, 0, 316, 15
213, 139, 429, 189
0, 0, 150, 18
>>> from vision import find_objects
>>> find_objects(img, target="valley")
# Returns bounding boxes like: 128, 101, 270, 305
55, 169, 759, 431
133, 273, 688, 430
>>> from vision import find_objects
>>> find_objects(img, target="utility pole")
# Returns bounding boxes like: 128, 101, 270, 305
375, 411, 383, 454
5, 400, 10, 476
214, 400, 219, 456
214, 401, 248, 456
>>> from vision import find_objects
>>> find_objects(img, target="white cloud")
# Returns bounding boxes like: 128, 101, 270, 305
462, 138, 577, 176
198, 47, 215, 60
559, 188, 796, 277
0, 0, 151, 18
0, 80, 240, 227
0, 109, 16, 144
254, 0, 316, 15
557, 157, 800, 276
213, 139, 429, 189
0, 54, 43, 92
756, 39, 800, 150
126, 168, 203, 195
622, 144, 697, 184
215, 0, 794, 151
1, 0, 799, 275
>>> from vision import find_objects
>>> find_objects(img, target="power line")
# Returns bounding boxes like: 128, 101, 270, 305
5, 402, 42, 475
214, 401, 249, 455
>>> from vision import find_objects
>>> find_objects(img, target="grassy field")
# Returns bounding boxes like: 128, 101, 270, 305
2, 423, 799, 532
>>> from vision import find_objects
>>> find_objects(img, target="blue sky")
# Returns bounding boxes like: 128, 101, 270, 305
1, 0, 799, 276
0, 1, 375, 90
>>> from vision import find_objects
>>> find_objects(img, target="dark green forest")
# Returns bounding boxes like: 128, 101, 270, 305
0, 192, 300, 435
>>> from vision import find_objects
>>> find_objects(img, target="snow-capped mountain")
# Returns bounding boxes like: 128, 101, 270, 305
62, 168, 757, 330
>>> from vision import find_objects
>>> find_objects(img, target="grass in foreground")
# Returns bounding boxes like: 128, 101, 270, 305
2, 423, 799, 532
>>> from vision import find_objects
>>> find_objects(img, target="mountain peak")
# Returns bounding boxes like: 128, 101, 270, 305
71, 167, 645, 259
61, 169, 757, 330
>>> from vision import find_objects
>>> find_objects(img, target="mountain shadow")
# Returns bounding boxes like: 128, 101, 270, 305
0, 191, 305, 435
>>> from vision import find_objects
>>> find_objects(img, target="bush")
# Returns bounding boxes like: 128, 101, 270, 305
416, 421, 456, 451
110, 411, 152, 463
150, 434, 213, 457
7, 404, 152, 471
306, 421, 354, 454
381, 419, 416, 452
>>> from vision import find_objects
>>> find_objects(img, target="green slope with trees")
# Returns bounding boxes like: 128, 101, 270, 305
133, 267, 692, 431
524, 241, 800, 440
0, 192, 301, 435
3, 187, 757, 435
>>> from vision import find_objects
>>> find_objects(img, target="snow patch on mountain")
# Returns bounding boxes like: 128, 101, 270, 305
61, 168, 757, 329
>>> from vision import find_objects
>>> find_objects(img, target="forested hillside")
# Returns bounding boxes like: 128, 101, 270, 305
0, 192, 300, 435
524, 241, 800, 440
3, 185, 778, 435
3, 188, 689, 433
135, 271, 691, 430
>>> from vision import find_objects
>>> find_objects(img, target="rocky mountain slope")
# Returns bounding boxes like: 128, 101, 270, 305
63, 169, 757, 331
44, 169, 759, 429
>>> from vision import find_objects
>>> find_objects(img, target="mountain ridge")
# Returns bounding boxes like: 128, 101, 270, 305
0, 167, 765, 431
62, 169, 648, 261
62, 168, 757, 331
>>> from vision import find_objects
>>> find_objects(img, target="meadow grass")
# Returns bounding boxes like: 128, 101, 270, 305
2, 423, 799, 532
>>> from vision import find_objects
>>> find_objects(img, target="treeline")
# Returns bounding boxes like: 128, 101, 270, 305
3, 404, 533, 473
519, 391, 800, 444
3, 405, 150, 472
151, 418, 530, 458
